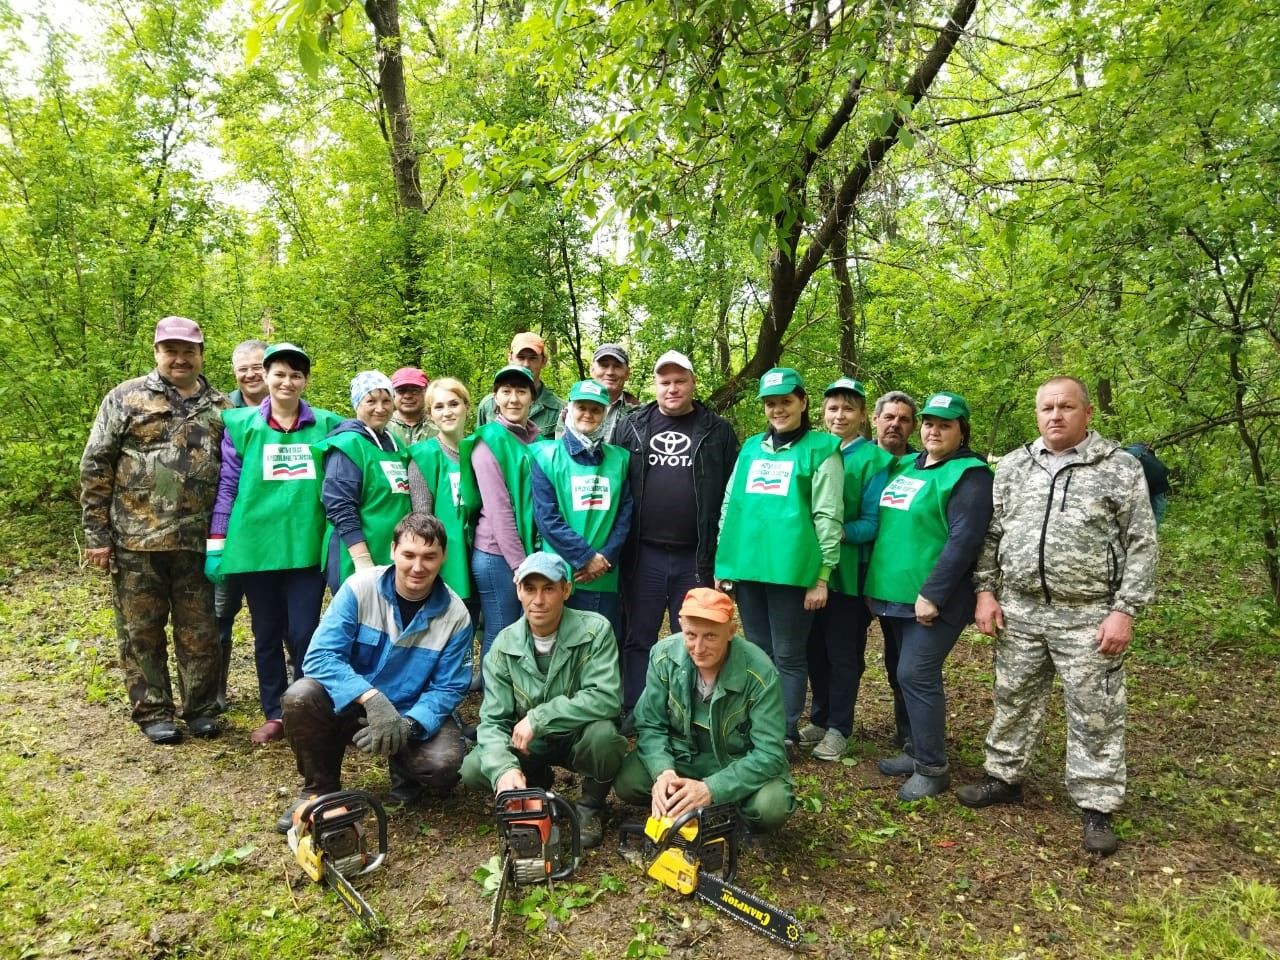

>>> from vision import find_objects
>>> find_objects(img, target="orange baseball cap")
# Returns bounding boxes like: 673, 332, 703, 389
511, 332, 546, 357
679, 587, 734, 624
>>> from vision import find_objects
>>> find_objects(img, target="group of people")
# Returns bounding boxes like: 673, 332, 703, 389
80, 316, 1158, 858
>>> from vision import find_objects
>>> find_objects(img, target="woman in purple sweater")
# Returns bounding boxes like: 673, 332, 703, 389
460, 365, 542, 678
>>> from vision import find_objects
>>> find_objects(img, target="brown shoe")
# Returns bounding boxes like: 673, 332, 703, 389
250, 719, 285, 745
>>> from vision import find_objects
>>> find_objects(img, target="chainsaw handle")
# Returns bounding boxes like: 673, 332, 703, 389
494, 788, 581, 880
652, 803, 740, 882
298, 790, 388, 876
546, 793, 581, 880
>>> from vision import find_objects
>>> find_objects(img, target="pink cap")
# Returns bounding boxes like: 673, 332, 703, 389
391, 367, 429, 388
153, 316, 204, 344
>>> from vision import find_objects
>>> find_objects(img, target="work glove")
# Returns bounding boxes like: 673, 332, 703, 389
353, 691, 413, 756
204, 538, 226, 585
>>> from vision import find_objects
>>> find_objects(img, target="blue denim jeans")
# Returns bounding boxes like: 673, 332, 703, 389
735, 580, 814, 742
470, 550, 523, 666
879, 614, 964, 772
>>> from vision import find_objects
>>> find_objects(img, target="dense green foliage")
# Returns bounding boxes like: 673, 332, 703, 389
0, 0, 1276, 606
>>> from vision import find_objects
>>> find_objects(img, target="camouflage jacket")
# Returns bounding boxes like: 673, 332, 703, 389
974, 432, 1157, 616
80, 371, 231, 552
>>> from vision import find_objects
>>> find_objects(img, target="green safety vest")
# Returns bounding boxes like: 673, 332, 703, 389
863, 453, 988, 604
828, 438, 895, 596
458, 422, 540, 555
715, 431, 841, 587
532, 440, 631, 592
220, 405, 342, 575
313, 428, 411, 583
407, 437, 473, 599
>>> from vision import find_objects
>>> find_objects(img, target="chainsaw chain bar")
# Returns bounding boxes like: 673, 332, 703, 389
698, 875, 805, 950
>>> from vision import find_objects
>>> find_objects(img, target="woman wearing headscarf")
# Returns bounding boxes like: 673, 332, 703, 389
531, 379, 633, 642
798, 378, 894, 761
206, 343, 341, 743
715, 367, 844, 751
459, 365, 541, 671
316, 370, 411, 592
864, 391, 993, 801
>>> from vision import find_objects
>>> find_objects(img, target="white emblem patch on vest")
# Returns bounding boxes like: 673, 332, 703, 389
380, 460, 410, 494
745, 459, 794, 496
449, 471, 462, 507
263, 443, 316, 481
571, 475, 612, 511
880, 475, 926, 510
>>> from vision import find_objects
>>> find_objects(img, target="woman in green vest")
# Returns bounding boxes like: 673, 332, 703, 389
459, 365, 541, 669
531, 379, 634, 643
205, 343, 341, 743
863, 391, 993, 801
798, 378, 895, 762
316, 371, 411, 593
715, 368, 844, 750
407, 376, 474, 601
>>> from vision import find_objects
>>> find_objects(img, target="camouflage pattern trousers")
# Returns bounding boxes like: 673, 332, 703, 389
983, 592, 1127, 813
111, 548, 220, 724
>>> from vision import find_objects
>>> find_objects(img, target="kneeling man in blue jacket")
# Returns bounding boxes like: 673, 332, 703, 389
275, 511, 473, 832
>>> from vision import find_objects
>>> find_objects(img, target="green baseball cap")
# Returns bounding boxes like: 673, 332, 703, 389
757, 367, 804, 399
824, 377, 866, 398
920, 391, 970, 420
568, 379, 609, 406
491, 364, 535, 390
262, 342, 311, 375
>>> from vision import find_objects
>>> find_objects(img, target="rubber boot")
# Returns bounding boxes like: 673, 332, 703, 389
576, 778, 611, 849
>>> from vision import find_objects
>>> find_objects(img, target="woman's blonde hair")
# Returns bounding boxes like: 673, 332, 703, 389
426, 377, 472, 408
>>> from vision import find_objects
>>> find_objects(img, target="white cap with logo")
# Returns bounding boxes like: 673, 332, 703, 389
653, 350, 694, 375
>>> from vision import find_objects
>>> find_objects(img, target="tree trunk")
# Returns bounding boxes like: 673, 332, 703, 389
831, 209, 858, 376
707, 0, 978, 410
365, 0, 423, 213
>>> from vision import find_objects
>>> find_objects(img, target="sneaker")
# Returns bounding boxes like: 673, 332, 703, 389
141, 720, 182, 744
1082, 809, 1118, 856
189, 715, 220, 738
811, 729, 848, 762
877, 752, 915, 777
955, 775, 1023, 809
250, 719, 284, 745
797, 723, 826, 746
459, 723, 478, 744
575, 804, 604, 849
783, 738, 799, 763
898, 770, 951, 801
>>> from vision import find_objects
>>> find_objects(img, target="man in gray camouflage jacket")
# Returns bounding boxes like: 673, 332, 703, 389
80, 316, 231, 745
956, 375, 1157, 856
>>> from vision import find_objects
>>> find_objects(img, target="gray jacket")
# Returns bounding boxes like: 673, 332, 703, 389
974, 432, 1157, 616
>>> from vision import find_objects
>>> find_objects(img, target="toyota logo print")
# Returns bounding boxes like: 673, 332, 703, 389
650, 431, 692, 456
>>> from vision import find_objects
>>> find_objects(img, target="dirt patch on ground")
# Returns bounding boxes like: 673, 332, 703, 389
1, 567, 1278, 958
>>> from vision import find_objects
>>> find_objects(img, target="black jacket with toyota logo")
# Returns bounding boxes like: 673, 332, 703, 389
614, 399, 740, 584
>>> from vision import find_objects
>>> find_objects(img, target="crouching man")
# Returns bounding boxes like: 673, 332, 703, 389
276, 512, 471, 831
614, 588, 795, 833
460, 553, 627, 848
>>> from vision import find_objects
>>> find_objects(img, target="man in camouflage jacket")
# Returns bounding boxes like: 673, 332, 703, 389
956, 376, 1157, 856
80, 316, 231, 744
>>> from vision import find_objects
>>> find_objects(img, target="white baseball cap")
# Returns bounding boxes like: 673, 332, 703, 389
653, 350, 694, 375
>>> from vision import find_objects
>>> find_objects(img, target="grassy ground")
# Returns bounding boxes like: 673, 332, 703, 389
1, 506, 1277, 958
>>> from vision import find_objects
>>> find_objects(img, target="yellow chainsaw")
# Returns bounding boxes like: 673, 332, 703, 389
621, 803, 805, 950
287, 791, 387, 928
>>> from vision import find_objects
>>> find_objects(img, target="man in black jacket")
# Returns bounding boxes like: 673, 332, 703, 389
614, 351, 739, 727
